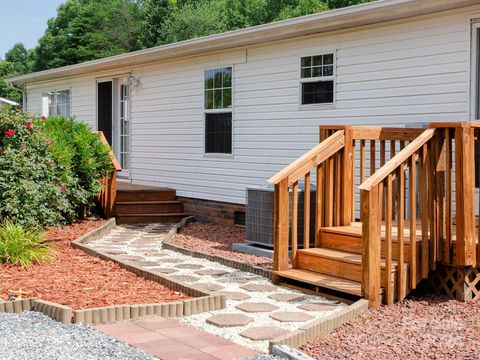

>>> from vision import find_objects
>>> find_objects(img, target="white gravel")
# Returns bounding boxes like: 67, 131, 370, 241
0, 312, 155, 360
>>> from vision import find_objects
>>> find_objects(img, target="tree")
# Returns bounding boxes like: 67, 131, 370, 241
0, 61, 22, 103
275, 0, 329, 20
139, 0, 175, 48
5, 43, 33, 74
33, 0, 142, 71
160, 1, 228, 43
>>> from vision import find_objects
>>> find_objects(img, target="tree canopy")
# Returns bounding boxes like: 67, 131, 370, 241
0, 0, 372, 102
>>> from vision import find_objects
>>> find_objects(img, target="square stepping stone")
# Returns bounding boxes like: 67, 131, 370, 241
195, 283, 224, 292
240, 326, 288, 341
195, 269, 229, 276
206, 314, 253, 328
240, 284, 277, 292
235, 302, 279, 313
170, 275, 200, 283
268, 293, 305, 302
175, 264, 203, 270
269, 311, 314, 322
219, 292, 251, 301
298, 303, 338, 312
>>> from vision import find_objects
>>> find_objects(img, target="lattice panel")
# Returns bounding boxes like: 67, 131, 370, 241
429, 266, 480, 301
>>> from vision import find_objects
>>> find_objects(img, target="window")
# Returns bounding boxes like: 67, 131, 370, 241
42, 89, 71, 117
204, 67, 232, 154
300, 53, 334, 105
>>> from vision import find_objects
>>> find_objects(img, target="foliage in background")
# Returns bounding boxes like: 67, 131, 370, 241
0, 220, 53, 267
0, 107, 113, 227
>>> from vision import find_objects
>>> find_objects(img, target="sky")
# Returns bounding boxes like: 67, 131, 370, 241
0, 0, 65, 58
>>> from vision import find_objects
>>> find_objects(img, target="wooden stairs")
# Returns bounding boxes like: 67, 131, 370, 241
273, 223, 422, 300
114, 182, 190, 224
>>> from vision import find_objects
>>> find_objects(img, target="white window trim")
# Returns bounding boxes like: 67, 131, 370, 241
202, 65, 234, 158
42, 88, 72, 117
298, 50, 337, 110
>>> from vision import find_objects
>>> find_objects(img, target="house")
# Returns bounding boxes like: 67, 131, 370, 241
0, 97, 20, 107
6, 0, 480, 305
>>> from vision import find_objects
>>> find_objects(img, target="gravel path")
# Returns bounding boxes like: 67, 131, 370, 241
0, 312, 155, 360
301, 296, 480, 360
89, 224, 345, 353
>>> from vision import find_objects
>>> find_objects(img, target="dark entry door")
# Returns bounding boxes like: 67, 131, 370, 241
97, 81, 113, 145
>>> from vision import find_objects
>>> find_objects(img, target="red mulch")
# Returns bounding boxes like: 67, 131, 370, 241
301, 296, 480, 360
173, 223, 274, 269
0, 218, 188, 309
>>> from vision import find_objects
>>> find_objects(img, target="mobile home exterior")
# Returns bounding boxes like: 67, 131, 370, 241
7, 0, 480, 223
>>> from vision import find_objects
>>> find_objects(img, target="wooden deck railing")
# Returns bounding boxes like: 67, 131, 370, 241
270, 121, 480, 307
97, 131, 121, 218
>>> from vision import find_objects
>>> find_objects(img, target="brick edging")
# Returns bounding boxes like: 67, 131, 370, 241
0, 298, 72, 324
268, 299, 369, 352
163, 217, 273, 279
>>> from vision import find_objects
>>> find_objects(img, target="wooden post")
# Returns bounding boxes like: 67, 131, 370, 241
454, 126, 476, 266
274, 179, 290, 272
341, 128, 354, 225
361, 186, 381, 307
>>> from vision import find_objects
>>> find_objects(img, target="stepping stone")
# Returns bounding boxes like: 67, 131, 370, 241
195, 269, 229, 276
118, 255, 145, 261
219, 291, 251, 301
269, 311, 314, 322
170, 275, 200, 283
240, 326, 289, 341
137, 261, 160, 267
143, 252, 167, 257
206, 314, 254, 328
240, 284, 277, 292
195, 283, 224, 292
298, 303, 338, 312
175, 264, 203, 270
236, 302, 279, 313
160, 258, 183, 263
151, 268, 177, 274
102, 250, 126, 255
268, 293, 305, 302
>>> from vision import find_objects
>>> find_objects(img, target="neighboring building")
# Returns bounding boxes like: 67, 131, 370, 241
0, 97, 20, 107
6, 0, 480, 223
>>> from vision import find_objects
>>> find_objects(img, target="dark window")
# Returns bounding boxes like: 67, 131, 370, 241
302, 81, 334, 105
300, 53, 334, 105
205, 112, 232, 154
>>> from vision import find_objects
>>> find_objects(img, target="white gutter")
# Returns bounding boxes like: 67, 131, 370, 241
0, 97, 20, 106
6, 0, 479, 85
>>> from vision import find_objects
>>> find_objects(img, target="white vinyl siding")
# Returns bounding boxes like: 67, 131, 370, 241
24, 4, 480, 205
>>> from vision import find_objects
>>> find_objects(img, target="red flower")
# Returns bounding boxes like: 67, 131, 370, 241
41, 116, 46, 120
59, 186, 67, 192
25, 122, 33, 128
4, 130, 16, 137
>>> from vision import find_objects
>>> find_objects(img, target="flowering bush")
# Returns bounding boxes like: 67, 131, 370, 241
0, 106, 112, 227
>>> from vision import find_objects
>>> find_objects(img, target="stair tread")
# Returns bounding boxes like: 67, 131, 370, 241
321, 222, 422, 243
298, 247, 408, 270
115, 201, 182, 205
274, 269, 363, 297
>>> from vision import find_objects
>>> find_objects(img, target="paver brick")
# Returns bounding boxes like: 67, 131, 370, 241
239, 284, 277, 292
195, 269, 229, 276
170, 275, 200, 283
175, 264, 204, 270
298, 303, 338, 312
219, 291, 251, 301
268, 293, 305, 302
195, 283, 224, 292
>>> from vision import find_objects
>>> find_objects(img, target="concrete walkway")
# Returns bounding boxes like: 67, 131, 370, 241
96, 316, 257, 360
89, 224, 346, 353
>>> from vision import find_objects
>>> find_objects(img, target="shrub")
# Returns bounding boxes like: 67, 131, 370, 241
0, 107, 113, 227
37, 117, 113, 220
0, 220, 53, 267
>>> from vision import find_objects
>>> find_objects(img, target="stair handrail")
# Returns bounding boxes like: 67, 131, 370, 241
97, 131, 121, 218
358, 128, 436, 307
268, 130, 345, 185
359, 129, 435, 192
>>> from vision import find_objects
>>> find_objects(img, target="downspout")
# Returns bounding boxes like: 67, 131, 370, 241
7, 82, 26, 111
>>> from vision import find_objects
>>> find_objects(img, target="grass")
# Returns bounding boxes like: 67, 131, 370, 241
0, 220, 54, 267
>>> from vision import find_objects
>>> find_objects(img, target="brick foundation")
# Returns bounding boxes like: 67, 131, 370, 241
178, 197, 245, 225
